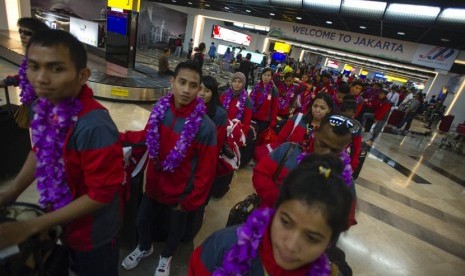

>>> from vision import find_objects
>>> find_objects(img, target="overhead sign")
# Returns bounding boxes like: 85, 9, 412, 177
411, 45, 459, 71
108, 0, 140, 11
269, 20, 459, 71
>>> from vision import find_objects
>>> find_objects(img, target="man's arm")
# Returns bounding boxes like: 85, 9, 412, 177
0, 194, 105, 249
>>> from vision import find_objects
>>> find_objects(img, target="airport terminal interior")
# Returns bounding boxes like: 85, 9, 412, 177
0, 0, 465, 275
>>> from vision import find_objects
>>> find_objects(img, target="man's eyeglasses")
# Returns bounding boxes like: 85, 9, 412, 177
328, 114, 361, 134
19, 29, 33, 36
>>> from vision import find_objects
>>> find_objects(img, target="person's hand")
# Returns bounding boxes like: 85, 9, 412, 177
0, 220, 33, 249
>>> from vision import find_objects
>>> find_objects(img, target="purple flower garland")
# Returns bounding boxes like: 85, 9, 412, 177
222, 87, 248, 120
278, 84, 295, 111
214, 208, 330, 275
250, 81, 274, 113
146, 94, 206, 173
297, 151, 352, 187
18, 57, 37, 105
31, 97, 82, 211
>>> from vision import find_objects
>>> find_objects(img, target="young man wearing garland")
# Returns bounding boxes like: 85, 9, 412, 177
121, 61, 217, 276
0, 30, 125, 275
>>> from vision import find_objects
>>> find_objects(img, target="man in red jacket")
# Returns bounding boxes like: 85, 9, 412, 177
121, 61, 217, 276
362, 89, 392, 146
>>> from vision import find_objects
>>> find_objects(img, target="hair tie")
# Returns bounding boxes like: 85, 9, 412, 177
319, 166, 331, 179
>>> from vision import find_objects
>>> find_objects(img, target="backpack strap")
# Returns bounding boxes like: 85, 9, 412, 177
288, 113, 303, 140
272, 143, 297, 185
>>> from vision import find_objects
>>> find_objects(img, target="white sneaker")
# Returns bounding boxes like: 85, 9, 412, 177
155, 256, 172, 276
121, 245, 153, 270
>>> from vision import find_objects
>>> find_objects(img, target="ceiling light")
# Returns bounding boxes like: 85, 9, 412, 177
438, 8, 465, 23
387, 4, 440, 20
205, 4, 210, 7
397, 32, 405, 35
296, 17, 302, 20
188, 2, 192, 4
342, 0, 387, 18
360, 25, 366, 29
326, 21, 333, 24
172, 0, 176, 2
440, 38, 450, 42
270, 13, 275, 16
303, 0, 341, 13
246, 9, 251, 13
224, 7, 229, 10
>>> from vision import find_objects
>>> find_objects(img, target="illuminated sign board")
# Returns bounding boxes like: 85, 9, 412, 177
326, 59, 339, 69
274, 42, 291, 53
69, 17, 98, 47
108, 0, 140, 11
211, 25, 251, 46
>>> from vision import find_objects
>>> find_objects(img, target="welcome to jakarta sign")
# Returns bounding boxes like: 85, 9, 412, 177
270, 20, 458, 71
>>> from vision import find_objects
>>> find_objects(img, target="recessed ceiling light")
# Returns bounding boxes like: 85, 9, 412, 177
246, 9, 251, 13
397, 32, 405, 35
359, 26, 366, 29
172, 0, 176, 2
205, 4, 210, 7
225, 7, 229, 10
188, 1, 192, 4
270, 13, 275, 16
326, 21, 333, 24
441, 38, 450, 42
296, 16, 302, 20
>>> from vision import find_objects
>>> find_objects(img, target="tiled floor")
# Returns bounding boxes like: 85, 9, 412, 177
1, 53, 464, 275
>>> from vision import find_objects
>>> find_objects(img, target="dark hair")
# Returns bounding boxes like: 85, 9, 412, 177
17, 17, 49, 33
246, 53, 252, 60
338, 82, 350, 94
305, 92, 333, 121
173, 60, 202, 82
283, 72, 294, 80
163, 48, 170, 53
351, 80, 363, 87
340, 99, 357, 114
198, 42, 206, 51
27, 29, 87, 71
202, 76, 220, 118
276, 153, 353, 242
261, 68, 273, 79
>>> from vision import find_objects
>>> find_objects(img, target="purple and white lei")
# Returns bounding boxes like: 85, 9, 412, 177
278, 84, 295, 111
250, 81, 274, 113
31, 97, 82, 211
214, 208, 331, 275
18, 57, 37, 105
222, 87, 248, 120
146, 94, 206, 173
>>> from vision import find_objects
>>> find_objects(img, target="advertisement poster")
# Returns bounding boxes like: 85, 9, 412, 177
411, 45, 459, 71
69, 17, 99, 47
31, 0, 107, 47
137, 2, 187, 50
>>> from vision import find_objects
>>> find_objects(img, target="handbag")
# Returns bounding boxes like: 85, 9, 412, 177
0, 202, 68, 276
226, 143, 297, 227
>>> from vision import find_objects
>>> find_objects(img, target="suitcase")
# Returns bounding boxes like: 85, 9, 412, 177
239, 127, 256, 168
439, 115, 454, 132
387, 109, 404, 126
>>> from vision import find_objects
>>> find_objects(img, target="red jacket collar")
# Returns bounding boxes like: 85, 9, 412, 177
169, 96, 198, 117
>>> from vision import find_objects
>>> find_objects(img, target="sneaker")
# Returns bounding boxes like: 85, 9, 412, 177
121, 245, 154, 270
155, 256, 172, 276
